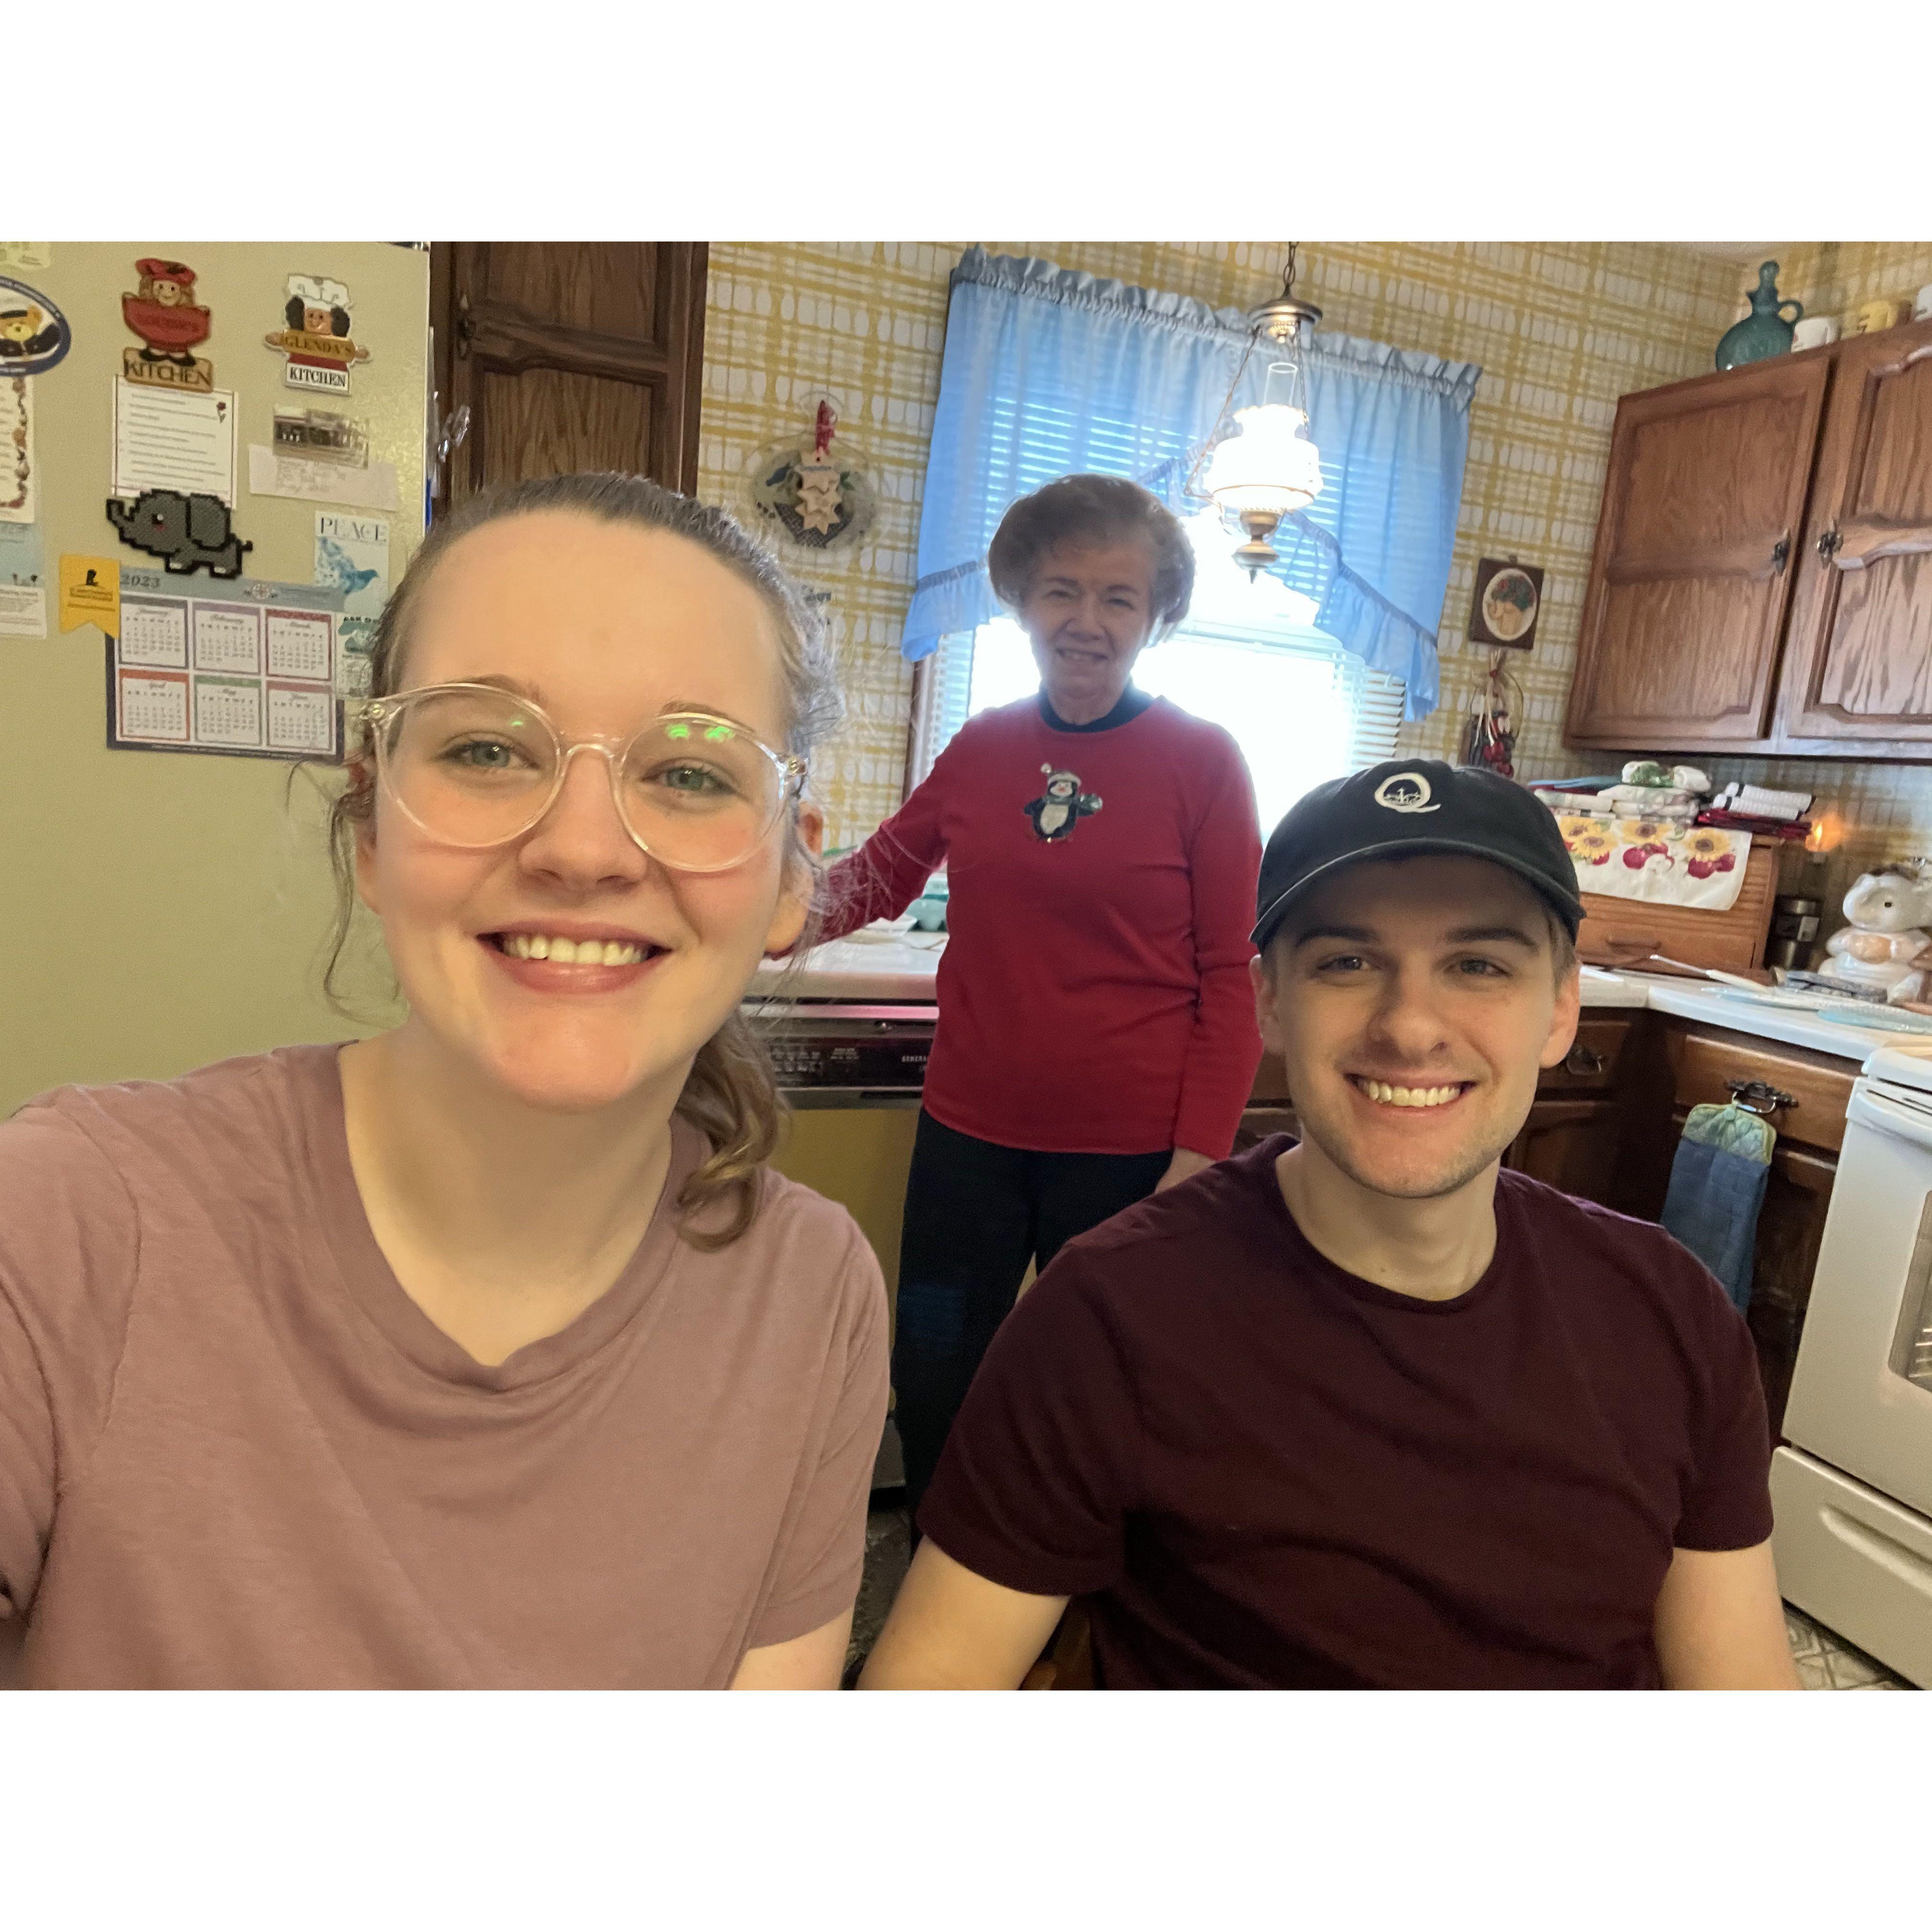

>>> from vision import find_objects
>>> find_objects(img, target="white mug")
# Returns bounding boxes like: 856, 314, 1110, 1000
1792, 315, 1840, 350
1916, 283, 1932, 322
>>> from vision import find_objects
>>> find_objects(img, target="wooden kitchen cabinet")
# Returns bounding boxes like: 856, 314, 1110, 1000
1617, 1022, 1858, 1442
1776, 325, 1932, 754
1502, 1015, 1637, 1206
1505, 1096, 1624, 1198
1565, 355, 1828, 751
1564, 317, 1932, 760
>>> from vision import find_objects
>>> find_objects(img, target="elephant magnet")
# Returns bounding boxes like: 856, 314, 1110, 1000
106, 488, 253, 578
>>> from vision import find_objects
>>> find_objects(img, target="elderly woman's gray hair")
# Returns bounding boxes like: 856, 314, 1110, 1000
986, 473, 1195, 636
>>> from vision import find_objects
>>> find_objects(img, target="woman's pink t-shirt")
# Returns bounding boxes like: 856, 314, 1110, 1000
0, 1046, 887, 1688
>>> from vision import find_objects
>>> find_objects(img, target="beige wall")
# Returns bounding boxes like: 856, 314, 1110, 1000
1, 242, 426, 1114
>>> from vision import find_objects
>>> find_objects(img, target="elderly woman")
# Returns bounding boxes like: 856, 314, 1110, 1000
816, 474, 1263, 1514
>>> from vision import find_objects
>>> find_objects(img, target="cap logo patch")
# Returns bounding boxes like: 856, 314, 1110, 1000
1372, 771, 1438, 815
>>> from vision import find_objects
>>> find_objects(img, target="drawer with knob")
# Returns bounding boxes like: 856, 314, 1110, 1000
1535, 1016, 1636, 1095
1664, 1026, 1855, 1155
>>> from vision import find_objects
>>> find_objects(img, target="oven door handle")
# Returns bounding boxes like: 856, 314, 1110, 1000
1849, 1084, 1932, 1154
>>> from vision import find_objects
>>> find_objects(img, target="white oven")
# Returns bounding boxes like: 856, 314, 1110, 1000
1771, 1039, 1932, 1686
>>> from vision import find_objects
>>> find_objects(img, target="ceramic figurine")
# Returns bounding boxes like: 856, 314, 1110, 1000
1716, 262, 1804, 370
1822, 871, 1932, 1001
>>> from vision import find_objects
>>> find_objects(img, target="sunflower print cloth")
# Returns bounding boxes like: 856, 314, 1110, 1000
1553, 814, 1753, 912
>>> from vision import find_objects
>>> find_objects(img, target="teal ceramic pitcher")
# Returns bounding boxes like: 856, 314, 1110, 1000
1716, 262, 1804, 370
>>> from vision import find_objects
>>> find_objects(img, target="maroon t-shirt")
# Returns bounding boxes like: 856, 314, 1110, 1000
919, 1137, 1773, 1689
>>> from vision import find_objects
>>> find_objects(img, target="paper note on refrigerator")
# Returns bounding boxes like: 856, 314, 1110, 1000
314, 510, 390, 618
249, 444, 399, 511
112, 381, 237, 506
0, 584, 46, 638
1, 373, 34, 522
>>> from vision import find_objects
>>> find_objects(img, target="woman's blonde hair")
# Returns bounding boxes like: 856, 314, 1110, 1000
320, 471, 843, 1250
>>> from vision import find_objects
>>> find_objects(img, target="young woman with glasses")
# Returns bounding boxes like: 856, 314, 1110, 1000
0, 474, 887, 1689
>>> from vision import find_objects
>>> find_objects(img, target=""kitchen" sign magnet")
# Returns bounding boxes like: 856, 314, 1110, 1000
263, 274, 371, 396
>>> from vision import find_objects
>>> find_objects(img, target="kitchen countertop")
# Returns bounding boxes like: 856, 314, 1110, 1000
757, 928, 1905, 1066
753, 928, 945, 1003
1606, 972, 1897, 1063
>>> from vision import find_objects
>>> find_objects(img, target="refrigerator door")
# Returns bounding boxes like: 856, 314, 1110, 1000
1771, 1449, 1932, 1688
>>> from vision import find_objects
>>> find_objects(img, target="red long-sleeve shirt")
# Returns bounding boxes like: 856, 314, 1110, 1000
816, 695, 1264, 1159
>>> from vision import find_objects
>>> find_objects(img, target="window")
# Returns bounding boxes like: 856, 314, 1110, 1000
907, 509, 1403, 831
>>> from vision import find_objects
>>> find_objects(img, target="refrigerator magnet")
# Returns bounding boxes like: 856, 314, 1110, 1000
264, 273, 372, 396
0, 275, 72, 377
121, 258, 217, 393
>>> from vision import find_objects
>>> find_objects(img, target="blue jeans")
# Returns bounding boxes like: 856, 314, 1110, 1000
892, 1110, 1171, 1519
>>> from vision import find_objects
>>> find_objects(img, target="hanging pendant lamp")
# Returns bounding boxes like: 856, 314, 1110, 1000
1196, 247, 1325, 581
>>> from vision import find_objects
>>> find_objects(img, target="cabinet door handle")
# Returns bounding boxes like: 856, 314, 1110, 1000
1727, 1077, 1796, 1115
455, 289, 474, 360
1817, 526, 1843, 562
1771, 535, 1790, 575
1564, 1043, 1607, 1076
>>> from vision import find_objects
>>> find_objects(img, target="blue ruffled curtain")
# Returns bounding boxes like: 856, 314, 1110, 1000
901, 248, 1481, 721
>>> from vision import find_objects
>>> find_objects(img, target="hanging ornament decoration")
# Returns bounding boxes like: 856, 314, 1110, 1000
747, 399, 876, 552
1187, 246, 1325, 581
1462, 647, 1522, 778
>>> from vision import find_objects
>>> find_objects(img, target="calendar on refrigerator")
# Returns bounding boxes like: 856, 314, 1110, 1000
108, 567, 344, 763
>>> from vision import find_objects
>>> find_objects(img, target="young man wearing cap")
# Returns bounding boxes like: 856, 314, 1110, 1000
862, 760, 1796, 1689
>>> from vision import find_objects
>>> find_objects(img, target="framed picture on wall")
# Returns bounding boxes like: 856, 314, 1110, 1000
1468, 556, 1544, 650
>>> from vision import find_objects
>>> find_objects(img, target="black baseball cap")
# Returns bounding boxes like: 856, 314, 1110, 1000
1251, 758, 1585, 953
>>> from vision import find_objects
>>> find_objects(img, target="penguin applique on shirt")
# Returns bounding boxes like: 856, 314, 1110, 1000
1024, 764, 1102, 843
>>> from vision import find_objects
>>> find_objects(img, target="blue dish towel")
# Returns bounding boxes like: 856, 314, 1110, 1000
1660, 1103, 1775, 1313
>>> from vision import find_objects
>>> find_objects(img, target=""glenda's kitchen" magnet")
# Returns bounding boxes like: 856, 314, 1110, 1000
263, 274, 371, 396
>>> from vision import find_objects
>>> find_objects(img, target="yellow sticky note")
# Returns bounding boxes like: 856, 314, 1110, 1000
60, 555, 119, 635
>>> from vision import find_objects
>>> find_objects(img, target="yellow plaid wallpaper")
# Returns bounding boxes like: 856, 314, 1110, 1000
698, 241, 1750, 847
708, 242, 1932, 862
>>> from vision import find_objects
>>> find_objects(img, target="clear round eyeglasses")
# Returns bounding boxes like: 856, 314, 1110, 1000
358, 683, 808, 874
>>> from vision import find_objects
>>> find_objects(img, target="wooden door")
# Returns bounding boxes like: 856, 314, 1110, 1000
430, 243, 707, 508
1777, 317, 1932, 753
1504, 1097, 1624, 1204
1564, 355, 1830, 753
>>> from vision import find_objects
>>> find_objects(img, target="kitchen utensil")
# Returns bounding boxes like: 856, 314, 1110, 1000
1646, 955, 1775, 988
1717, 986, 1834, 1012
